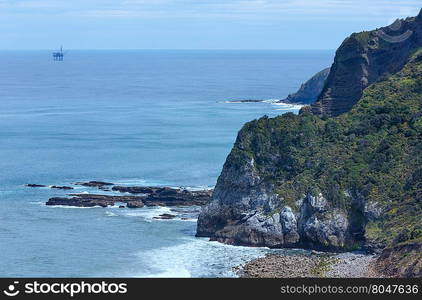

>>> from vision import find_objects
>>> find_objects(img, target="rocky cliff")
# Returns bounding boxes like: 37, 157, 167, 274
282, 68, 330, 104
197, 11, 422, 277
310, 9, 422, 116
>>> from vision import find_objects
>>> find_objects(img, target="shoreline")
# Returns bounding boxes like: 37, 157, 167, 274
234, 251, 385, 278
25, 180, 389, 278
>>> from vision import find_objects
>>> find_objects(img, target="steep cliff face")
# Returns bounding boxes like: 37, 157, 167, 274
310, 9, 422, 116
197, 50, 422, 274
282, 68, 330, 104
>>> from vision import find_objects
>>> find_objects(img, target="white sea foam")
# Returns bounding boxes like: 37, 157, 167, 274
271, 101, 304, 110
181, 185, 214, 191
219, 99, 303, 112
122, 206, 173, 222
133, 237, 272, 278
262, 99, 281, 103
110, 178, 169, 186
46, 205, 100, 209
105, 211, 118, 217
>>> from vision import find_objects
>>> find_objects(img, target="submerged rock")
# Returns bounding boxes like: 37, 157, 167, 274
75, 181, 114, 187
26, 184, 47, 188
153, 213, 176, 220
225, 99, 267, 103
112, 186, 160, 194
50, 185, 74, 190
126, 201, 144, 208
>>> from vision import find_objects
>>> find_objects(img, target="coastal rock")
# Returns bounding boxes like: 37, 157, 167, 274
45, 186, 212, 208
280, 207, 300, 245
112, 186, 160, 194
75, 181, 114, 188
213, 212, 285, 247
198, 188, 351, 250
112, 185, 212, 206
144, 188, 212, 207
299, 210, 349, 249
281, 67, 330, 105
225, 99, 266, 103
46, 194, 144, 208
153, 213, 176, 220
50, 185, 74, 190
126, 201, 145, 208
309, 11, 422, 116
26, 184, 47, 188
46, 197, 109, 208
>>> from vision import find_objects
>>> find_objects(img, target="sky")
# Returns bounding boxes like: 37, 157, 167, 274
0, 0, 420, 50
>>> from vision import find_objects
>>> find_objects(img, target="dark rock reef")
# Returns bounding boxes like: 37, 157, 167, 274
46, 187, 212, 208
26, 184, 73, 190
225, 100, 266, 103
310, 10, 422, 116
197, 10, 422, 277
26, 181, 212, 208
111, 186, 161, 194
153, 213, 177, 220
47, 194, 145, 208
143, 187, 212, 206
281, 68, 330, 105
75, 181, 114, 187
26, 184, 46, 188
50, 185, 74, 190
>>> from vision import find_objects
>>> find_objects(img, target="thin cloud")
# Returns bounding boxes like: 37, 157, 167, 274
0, 0, 420, 21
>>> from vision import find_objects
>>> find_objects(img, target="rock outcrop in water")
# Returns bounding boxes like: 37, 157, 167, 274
75, 181, 114, 188
28, 181, 212, 208
197, 10, 422, 277
309, 10, 422, 116
281, 68, 330, 105
46, 186, 212, 207
26, 184, 47, 188
47, 194, 145, 208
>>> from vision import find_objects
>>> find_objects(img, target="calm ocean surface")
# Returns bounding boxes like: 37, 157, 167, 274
0, 50, 333, 277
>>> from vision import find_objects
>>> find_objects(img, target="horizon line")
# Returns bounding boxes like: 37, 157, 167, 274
0, 48, 336, 51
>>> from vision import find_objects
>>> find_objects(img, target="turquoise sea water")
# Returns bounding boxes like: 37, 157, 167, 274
0, 50, 333, 277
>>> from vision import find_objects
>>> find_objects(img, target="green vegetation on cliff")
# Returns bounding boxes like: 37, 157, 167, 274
230, 51, 422, 248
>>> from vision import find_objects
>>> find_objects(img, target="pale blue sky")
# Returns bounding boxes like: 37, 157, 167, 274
0, 0, 420, 50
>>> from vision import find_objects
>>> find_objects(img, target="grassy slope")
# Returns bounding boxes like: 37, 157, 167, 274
230, 50, 422, 249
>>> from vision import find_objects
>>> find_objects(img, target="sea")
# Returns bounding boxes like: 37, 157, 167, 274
0, 50, 333, 277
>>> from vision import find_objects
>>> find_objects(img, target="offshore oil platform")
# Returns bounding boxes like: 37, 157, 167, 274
52, 46, 64, 61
